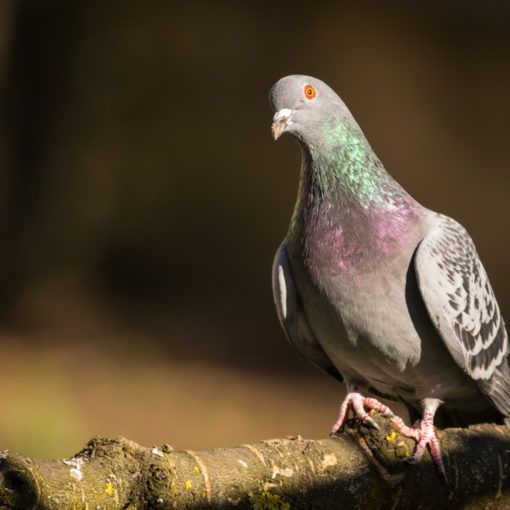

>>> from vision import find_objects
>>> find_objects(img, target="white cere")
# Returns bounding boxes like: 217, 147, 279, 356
273, 108, 293, 123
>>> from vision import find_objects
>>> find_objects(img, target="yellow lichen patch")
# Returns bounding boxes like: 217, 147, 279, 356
248, 490, 290, 510
105, 482, 114, 496
184, 480, 192, 489
385, 432, 396, 442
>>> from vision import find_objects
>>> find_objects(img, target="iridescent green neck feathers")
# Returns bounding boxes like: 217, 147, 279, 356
300, 116, 406, 211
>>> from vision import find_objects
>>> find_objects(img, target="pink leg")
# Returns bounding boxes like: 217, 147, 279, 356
402, 398, 446, 480
330, 389, 395, 434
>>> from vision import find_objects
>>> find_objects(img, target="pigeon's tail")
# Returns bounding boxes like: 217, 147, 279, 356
434, 360, 510, 428
478, 360, 510, 421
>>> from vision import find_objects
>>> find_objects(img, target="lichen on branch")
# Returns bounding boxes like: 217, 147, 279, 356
1, 413, 509, 509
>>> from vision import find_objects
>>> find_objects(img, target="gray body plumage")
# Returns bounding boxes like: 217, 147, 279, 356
271, 74, 510, 427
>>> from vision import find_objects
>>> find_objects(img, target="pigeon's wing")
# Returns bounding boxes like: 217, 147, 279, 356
272, 241, 343, 382
414, 214, 510, 417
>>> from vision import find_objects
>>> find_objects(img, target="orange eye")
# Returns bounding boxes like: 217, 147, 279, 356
304, 85, 316, 99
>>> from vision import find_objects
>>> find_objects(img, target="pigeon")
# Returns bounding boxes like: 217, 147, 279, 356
269, 74, 510, 478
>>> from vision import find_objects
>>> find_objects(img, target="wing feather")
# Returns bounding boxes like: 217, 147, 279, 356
272, 241, 342, 382
414, 214, 510, 416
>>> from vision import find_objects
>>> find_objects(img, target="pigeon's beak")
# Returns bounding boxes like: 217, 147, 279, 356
271, 108, 293, 140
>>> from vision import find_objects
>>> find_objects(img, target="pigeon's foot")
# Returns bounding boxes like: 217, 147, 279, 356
330, 394, 446, 479
387, 414, 421, 442
330, 392, 395, 434
399, 401, 447, 481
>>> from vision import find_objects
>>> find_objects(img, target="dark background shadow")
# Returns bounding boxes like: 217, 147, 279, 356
0, 1, 508, 457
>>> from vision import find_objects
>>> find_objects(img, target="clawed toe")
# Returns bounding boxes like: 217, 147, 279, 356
364, 416, 380, 430
393, 410, 447, 480
330, 412, 380, 433
401, 451, 447, 482
330, 391, 395, 433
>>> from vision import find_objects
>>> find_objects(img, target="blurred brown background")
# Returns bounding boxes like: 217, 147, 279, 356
0, 1, 509, 458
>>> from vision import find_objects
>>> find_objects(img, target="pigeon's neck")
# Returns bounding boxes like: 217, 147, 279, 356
298, 117, 407, 210
288, 119, 423, 271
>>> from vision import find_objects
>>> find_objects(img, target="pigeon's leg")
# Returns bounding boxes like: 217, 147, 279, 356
402, 398, 446, 480
330, 384, 395, 433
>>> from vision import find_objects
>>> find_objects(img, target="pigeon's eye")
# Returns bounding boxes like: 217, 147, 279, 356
304, 85, 316, 99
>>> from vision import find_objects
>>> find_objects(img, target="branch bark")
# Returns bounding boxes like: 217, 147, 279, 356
1, 412, 509, 509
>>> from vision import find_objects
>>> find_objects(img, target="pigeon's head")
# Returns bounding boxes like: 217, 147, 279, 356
269, 75, 344, 142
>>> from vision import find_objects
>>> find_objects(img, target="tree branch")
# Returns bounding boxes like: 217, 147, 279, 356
1, 412, 509, 509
